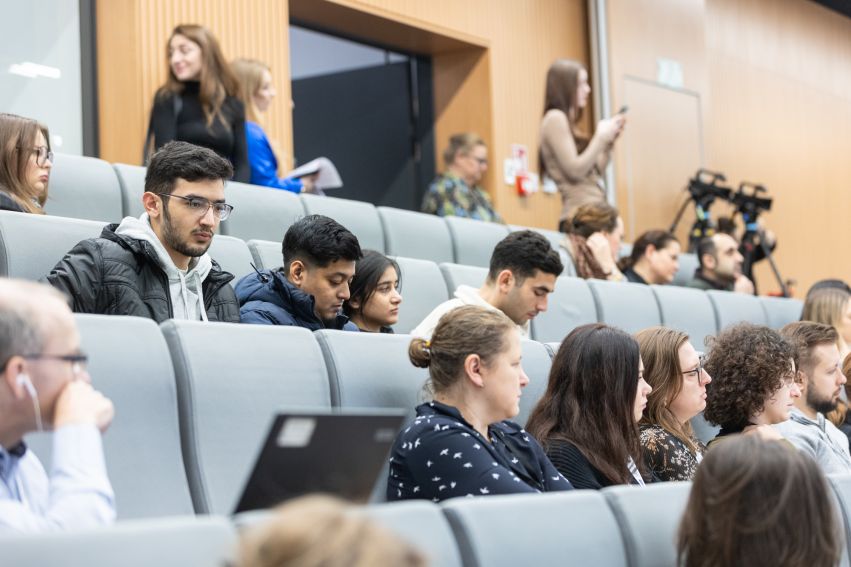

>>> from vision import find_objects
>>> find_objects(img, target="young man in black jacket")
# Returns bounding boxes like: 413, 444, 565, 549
45, 142, 240, 323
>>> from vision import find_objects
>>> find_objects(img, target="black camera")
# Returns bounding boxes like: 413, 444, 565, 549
687, 169, 733, 205
732, 182, 773, 221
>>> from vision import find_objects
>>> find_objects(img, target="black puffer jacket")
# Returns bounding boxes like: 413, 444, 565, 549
45, 224, 240, 323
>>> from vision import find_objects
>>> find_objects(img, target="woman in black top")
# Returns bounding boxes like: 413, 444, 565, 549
387, 305, 573, 501
344, 251, 402, 333
0, 113, 53, 214
145, 24, 249, 182
618, 230, 680, 285
526, 323, 653, 489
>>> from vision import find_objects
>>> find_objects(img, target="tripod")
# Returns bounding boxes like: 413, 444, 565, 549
739, 214, 789, 297
669, 170, 731, 253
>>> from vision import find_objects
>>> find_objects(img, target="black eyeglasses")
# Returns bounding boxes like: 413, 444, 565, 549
18, 146, 53, 167
22, 352, 88, 375
157, 193, 234, 220
682, 353, 709, 386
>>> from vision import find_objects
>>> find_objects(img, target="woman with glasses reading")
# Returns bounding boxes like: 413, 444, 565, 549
636, 327, 712, 482
0, 113, 53, 214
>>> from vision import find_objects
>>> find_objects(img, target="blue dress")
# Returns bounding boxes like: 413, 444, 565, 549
245, 121, 303, 193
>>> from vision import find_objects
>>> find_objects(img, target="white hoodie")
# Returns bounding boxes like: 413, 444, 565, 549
114, 213, 213, 321
410, 284, 531, 339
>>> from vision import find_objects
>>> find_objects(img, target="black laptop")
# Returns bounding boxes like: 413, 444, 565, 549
233, 410, 406, 514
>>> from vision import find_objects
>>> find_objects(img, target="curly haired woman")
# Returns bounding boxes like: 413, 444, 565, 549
703, 323, 801, 446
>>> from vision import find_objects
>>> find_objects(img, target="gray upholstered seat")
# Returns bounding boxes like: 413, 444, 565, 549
0, 211, 105, 279
207, 234, 255, 281
509, 224, 563, 251
706, 289, 768, 330
301, 193, 385, 252
517, 339, 552, 427
161, 321, 331, 514
560, 248, 577, 277
378, 206, 454, 264
363, 501, 464, 567
1, 515, 236, 567
44, 153, 123, 222
760, 296, 803, 329
673, 252, 699, 286
442, 492, 628, 567
247, 238, 282, 271
25, 314, 195, 519
531, 276, 599, 343
393, 256, 450, 334
588, 279, 662, 334
113, 163, 147, 218
439, 263, 488, 296
690, 413, 720, 445
825, 474, 851, 565
220, 181, 305, 242
444, 216, 510, 267
602, 482, 693, 567
651, 285, 718, 349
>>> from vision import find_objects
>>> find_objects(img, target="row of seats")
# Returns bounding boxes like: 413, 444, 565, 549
43, 153, 701, 279
6, 476, 851, 567
0, 210, 800, 343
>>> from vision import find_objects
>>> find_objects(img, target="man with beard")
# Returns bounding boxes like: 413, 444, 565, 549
686, 233, 755, 294
775, 321, 851, 473
46, 142, 240, 322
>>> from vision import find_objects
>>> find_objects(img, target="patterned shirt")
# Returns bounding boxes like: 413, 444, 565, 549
640, 424, 705, 482
420, 173, 503, 223
387, 401, 572, 502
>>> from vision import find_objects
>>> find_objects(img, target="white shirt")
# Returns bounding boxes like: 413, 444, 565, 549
410, 285, 530, 339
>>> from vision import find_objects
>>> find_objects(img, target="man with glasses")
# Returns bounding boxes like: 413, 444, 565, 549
775, 322, 851, 474
46, 141, 240, 323
0, 279, 115, 533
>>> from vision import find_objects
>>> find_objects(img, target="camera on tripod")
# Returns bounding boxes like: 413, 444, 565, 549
687, 169, 732, 206
732, 182, 772, 223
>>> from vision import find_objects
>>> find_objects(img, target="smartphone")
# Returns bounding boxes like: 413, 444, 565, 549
617, 105, 629, 115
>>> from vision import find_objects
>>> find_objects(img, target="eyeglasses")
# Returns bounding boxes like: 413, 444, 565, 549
22, 352, 89, 376
157, 193, 234, 220
18, 146, 53, 167
682, 353, 709, 386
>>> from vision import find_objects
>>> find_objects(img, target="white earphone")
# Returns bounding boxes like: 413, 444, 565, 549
16, 373, 42, 432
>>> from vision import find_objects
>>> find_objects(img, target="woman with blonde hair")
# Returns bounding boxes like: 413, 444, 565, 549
560, 201, 625, 281
0, 113, 52, 214
539, 59, 625, 228
388, 305, 573, 501
636, 327, 711, 482
802, 287, 851, 359
145, 24, 249, 181
237, 495, 427, 567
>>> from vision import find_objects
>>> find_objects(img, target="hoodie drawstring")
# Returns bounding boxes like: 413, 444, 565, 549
195, 271, 208, 322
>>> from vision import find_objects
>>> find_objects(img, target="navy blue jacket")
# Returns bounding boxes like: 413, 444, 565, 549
235, 269, 358, 331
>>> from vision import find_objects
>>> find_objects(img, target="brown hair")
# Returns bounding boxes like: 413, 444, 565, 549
231, 58, 269, 124
678, 436, 841, 567
843, 352, 851, 400
525, 323, 645, 485
703, 323, 796, 430
779, 321, 838, 375
539, 59, 589, 174
409, 305, 515, 395
0, 113, 50, 214
618, 230, 679, 272
802, 287, 850, 332
636, 327, 700, 453
442, 133, 485, 168
565, 202, 619, 239
158, 24, 239, 129
237, 495, 427, 567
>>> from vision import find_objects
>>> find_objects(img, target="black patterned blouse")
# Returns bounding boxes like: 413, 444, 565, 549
640, 424, 705, 482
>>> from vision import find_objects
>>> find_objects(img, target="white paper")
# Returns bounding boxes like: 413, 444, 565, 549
286, 157, 343, 190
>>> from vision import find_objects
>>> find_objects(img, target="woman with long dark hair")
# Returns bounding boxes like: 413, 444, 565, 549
618, 230, 680, 285
343, 250, 402, 333
145, 24, 249, 182
526, 323, 652, 489
0, 113, 52, 214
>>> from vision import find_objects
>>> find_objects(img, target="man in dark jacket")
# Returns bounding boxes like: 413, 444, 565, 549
45, 142, 240, 323
236, 215, 362, 330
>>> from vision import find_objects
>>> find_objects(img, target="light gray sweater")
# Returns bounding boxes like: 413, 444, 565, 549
774, 408, 851, 475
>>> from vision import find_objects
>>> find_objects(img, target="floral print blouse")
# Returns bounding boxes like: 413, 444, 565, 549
640, 424, 705, 482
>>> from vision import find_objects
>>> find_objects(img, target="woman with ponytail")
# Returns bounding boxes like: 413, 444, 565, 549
387, 305, 572, 501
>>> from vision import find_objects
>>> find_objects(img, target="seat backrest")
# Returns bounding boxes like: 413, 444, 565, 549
363, 501, 464, 567
690, 412, 720, 445
439, 263, 488, 296
531, 276, 598, 343
560, 248, 577, 277
393, 256, 450, 334
378, 206, 454, 264
518, 340, 552, 427
0, 211, 105, 279
113, 163, 147, 218
25, 314, 195, 519
1, 515, 236, 567
444, 216, 510, 267
588, 280, 662, 333
220, 182, 305, 241
760, 296, 803, 330
673, 253, 698, 286
706, 290, 768, 330
161, 321, 332, 514
651, 285, 718, 349
45, 153, 123, 222
602, 482, 692, 567
826, 474, 851, 565
442, 491, 628, 567
247, 238, 282, 271
301, 193, 385, 252
207, 234, 255, 281
509, 224, 563, 251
